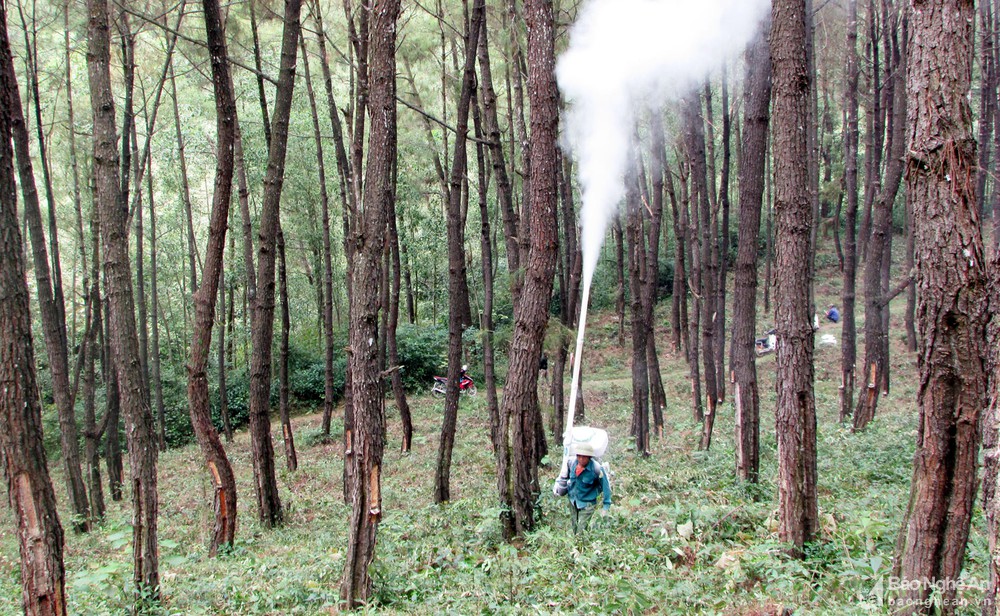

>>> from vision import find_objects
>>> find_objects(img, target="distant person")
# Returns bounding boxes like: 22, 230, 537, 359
826, 305, 840, 324
539, 354, 549, 384
553, 443, 612, 534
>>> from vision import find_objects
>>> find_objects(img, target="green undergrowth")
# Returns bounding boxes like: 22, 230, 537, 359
0, 301, 987, 615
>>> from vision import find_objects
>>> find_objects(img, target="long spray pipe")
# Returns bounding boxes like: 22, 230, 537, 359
563, 270, 593, 455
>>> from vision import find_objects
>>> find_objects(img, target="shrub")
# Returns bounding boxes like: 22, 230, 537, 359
288, 355, 346, 403
395, 324, 448, 391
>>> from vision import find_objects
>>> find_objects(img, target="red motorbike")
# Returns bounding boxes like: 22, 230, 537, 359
431, 366, 477, 397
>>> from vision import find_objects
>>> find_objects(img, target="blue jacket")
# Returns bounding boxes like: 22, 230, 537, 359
564, 457, 611, 510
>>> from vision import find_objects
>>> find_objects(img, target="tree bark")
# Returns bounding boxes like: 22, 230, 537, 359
646, 115, 667, 437
0, 14, 68, 609
277, 228, 297, 471
83, 218, 106, 520
387, 184, 412, 453
733, 19, 772, 483
983, 251, 1000, 615
978, 0, 997, 223
858, 0, 885, 261
764, 149, 773, 313
684, 94, 716, 432
904, 194, 918, 352
680, 154, 703, 423
65, 1, 86, 354
168, 58, 199, 297
994, 0, 1000, 252
299, 29, 338, 449
435, 0, 485, 505
498, 0, 558, 536
217, 259, 232, 443
840, 0, 861, 424
613, 214, 626, 346
477, 13, 521, 290
247, 0, 303, 529
667, 160, 688, 358
87, 0, 160, 593
101, 291, 123, 502
473, 80, 512, 539
896, 2, 988, 612
340, 0, 398, 604
771, 0, 818, 555
626, 156, 651, 456
715, 65, 732, 404
853, 8, 905, 432
145, 146, 168, 451
186, 0, 240, 555
4, 6, 90, 532
133, 123, 150, 415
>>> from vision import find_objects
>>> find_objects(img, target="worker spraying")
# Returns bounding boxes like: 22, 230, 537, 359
553, 410, 613, 533
553, 435, 612, 533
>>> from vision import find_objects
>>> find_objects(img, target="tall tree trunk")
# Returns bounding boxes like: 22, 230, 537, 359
146, 150, 168, 451
340, 0, 398, 604
858, 0, 885, 261
87, 0, 160, 593
299, 29, 338, 449
994, 0, 1000, 252
645, 115, 667, 436
804, 0, 820, 328
336, 0, 368, 482
771, 0, 818, 555
477, 14, 521, 289
732, 19, 772, 483
168, 60, 199, 296
435, 0, 485, 505
613, 214, 626, 346
853, 9, 905, 432
626, 159, 651, 456
681, 155, 703, 422
186, 0, 240, 555
277, 228, 297, 471
83, 220, 106, 520
387, 188, 412, 452
101, 290, 123, 502
312, 0, 354, 221
983, 251, 1000, 615
65, 0, 85, 354
904, 193, 918, 352
697, 93, 721, 419
507, 0, 532, 272
217, 260, 232, 443
684, 93, 717, 434
667, 160, 688, 358
20, 10, 66, 347
715, 64, 732, 403
0, 15, 68, 610
133, 122, 150, 413
978, 0, 997, 223
896, 2, 988, 611
473, 81, 512, 540
763, 149, 773, 313
841, 0, 861, 424
247, 0, 303, 529
4, 6, 90, 532
499, 0, 558, 536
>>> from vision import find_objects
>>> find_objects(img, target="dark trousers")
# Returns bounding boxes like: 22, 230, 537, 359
570, 501, 596, 534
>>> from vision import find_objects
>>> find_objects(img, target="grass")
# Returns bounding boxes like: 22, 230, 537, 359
0, 266, 987, 614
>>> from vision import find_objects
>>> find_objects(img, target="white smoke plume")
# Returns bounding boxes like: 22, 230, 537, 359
557, 0, 771, 277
